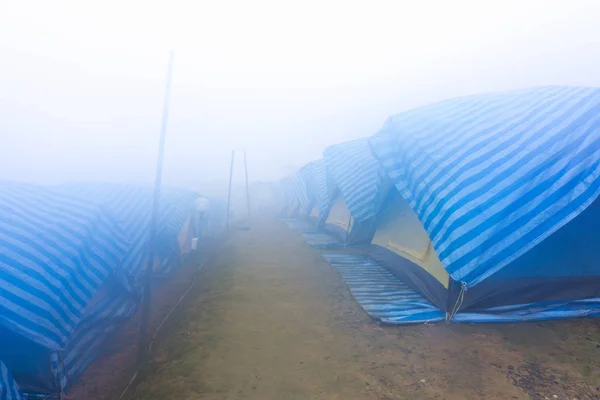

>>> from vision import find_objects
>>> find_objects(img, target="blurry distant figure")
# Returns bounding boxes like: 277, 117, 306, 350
195, 196, 211, 213
195, 197, 211, 238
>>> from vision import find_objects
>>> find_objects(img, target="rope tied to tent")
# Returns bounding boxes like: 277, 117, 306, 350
446, 281, 467, 323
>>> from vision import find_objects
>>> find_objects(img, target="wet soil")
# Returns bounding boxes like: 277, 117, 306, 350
80, 217, 600, 400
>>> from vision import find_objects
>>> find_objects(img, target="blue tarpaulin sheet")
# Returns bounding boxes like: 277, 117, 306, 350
369, 86, 600, 287
0, 361, 23, 400
300, 232, 344, 249
322, 253, 600, 324
0, 182, 199, 396
324, 139, 386, 223
321, 253, 445, 324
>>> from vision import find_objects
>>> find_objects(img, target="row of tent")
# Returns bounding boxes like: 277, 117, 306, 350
274, 85, 600, 324
0, 182, 226, 399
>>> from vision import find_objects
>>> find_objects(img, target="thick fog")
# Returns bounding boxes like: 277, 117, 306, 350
1, 0, 599, 196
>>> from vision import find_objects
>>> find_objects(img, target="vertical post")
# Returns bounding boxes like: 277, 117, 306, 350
226, 150, 235, 229
244, 149, 251, 217
138, 51, 175, 365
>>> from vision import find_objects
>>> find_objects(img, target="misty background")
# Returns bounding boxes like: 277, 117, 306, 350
1, 0, 599, 201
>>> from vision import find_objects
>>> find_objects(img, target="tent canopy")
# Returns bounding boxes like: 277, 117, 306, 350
297, 160, 333, 225
0, 182, 128, 350
297, 162, 319, 217
277, 175, 306, 216
0, 182, 200, 396
369, 186, 600, 317
369, 86, 600, 288
55, 183, 199, 284
320, 139, 389, 245
323, 138, 387, 223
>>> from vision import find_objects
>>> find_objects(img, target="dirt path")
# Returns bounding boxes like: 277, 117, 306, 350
129, 218, 600, 400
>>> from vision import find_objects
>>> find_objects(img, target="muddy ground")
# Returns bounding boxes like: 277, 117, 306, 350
120, 217, 600, 400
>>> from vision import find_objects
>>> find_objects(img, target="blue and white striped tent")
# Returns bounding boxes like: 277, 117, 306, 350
293, 172, 311, 216
369, 86, 600, 287
297, 160, 333, 226
277, 175, 310, 217
0, 182, 199, 397
0, 182, 128, 351
54, 183, 199, 386
0, 182, 129, 396
321, 139, 388, 244
55, 183, 198, 287
323, 139, 387, 223
366, 85, 600, 320
297, 163, 319, 217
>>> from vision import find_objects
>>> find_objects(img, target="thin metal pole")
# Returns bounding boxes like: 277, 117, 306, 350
226, 150, 235, 229
244, 149, 251, 217
138, 51, 175, 365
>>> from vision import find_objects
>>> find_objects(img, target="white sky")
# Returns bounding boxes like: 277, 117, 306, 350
1, 0, 599, 195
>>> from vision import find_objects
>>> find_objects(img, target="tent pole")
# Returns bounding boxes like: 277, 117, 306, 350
138, 51, 175, 366
226, 150, 235, 229
244, 149, 251, 217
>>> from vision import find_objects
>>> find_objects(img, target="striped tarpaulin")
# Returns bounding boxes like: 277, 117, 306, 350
322, 253, 445, 324
293, 173, 311, 215
0, 361, 23, 400
277, 176, 303, 214
297, 160, 332, 224
297, 162, 318, 214
0, 182, 128, 351
369, 86, 600, 287
53, 183, 198, 392
300, 232, 344, 249
62, 287, 137, 386
322, 254, 600, 324
1, 182, 198, 396
323, 139, 386, 222
311, 160, 334, 224
55, 183, 198, 288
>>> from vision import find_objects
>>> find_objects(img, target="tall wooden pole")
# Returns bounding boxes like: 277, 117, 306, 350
226, 150, 235, 229
244, 149, 251, 217
138, 51, 174, 364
